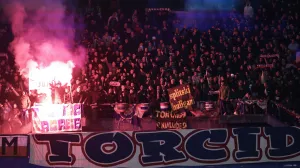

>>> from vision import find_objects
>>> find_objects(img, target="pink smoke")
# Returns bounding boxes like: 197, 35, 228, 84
3, 0, 86, 78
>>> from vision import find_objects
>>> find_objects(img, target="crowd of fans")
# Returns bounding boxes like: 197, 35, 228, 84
1, 0, 300, 126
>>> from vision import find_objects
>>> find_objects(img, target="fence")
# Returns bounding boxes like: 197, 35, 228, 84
268, 101, 300, 126
91, 99, 267, 119
196, 99, 267, 115
1, 100, 299, 134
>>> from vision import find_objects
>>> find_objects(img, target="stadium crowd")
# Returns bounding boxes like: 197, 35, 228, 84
0, 0, 300, 126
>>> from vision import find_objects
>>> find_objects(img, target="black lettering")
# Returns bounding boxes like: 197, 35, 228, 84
84, 132, 134, 166
1, 137, 18, 155
34, 134, 81, 164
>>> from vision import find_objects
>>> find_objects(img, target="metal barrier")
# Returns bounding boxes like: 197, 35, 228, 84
268, 101, 300, 126
196, 100, 266, 115
91, 100, 268, 118
77, 100, 299, 129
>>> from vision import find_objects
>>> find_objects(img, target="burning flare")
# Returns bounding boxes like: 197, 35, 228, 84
2, 0, 86, 104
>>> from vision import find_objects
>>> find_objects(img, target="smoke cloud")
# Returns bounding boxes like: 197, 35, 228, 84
175, 0, 242, 30
2, 0, 86, 77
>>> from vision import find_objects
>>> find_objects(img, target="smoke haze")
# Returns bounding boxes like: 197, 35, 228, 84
2, 0, 86, 77
175, 0, 243, 31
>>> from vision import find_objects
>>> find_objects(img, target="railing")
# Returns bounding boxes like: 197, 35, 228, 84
268, 101, 300, 126
91, 99, 267, 117
70, 100, 299, 126
196, 99, 267, 115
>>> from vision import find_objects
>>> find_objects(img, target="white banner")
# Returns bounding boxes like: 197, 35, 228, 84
29, 127, 300, 167
31, 103, 82, 133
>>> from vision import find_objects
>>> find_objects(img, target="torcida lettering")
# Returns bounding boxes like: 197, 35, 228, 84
32, 127, 300, 167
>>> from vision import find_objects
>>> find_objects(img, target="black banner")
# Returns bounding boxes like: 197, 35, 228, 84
156, 111, 187, 130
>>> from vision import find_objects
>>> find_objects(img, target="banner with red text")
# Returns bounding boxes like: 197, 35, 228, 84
31, 103, 82, 133
30, 127, 300, 167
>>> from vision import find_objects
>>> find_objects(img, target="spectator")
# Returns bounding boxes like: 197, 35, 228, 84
219, 80, 230, 115
20, 91, 30, 123
107, 12, 118, 29
244, 3, 254, 18
0, 0, 300, 129
128, 89, 137, 104
288, 39, 299, 59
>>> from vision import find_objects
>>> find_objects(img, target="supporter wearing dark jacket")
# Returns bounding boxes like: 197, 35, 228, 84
236, 80, 248, 99
128, 89, 138, 104
97, 87, 108, 104
137, 85, 147, 103
146, 85, 156, 103
118, 91, 129, 103
106, 88, 117, 103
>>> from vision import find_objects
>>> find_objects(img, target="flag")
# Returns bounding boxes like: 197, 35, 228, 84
0, 136, 28, 157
